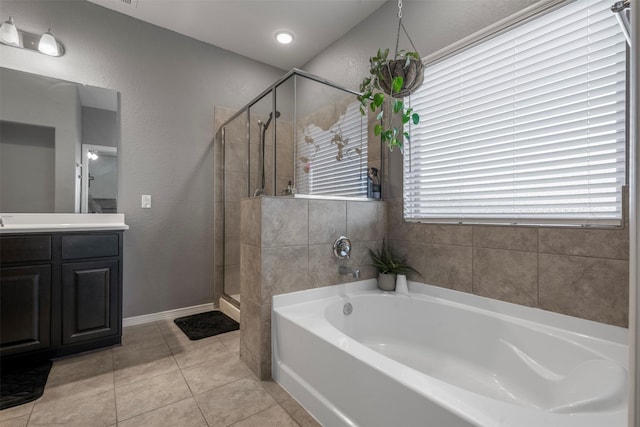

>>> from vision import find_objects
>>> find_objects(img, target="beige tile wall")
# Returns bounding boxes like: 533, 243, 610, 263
239, 196, 386, 379
214, 106, 295, 300
385, 191, 630, 327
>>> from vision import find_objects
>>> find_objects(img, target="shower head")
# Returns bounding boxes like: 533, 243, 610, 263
264, 110, 281, 129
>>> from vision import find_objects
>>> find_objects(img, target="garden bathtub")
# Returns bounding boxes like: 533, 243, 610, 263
272, 280, 628, 427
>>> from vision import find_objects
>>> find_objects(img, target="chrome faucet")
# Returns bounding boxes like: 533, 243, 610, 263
338, 264, 360, 279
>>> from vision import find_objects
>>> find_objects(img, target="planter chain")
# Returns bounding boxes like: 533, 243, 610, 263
394, 0, 419, 60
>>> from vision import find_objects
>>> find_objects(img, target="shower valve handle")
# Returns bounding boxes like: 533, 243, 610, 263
333, 236, 352, 259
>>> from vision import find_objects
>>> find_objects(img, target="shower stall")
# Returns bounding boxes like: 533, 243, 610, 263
214, 69, 380, 315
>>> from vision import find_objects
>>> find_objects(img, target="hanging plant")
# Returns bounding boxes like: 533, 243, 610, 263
357, 1, 423, 153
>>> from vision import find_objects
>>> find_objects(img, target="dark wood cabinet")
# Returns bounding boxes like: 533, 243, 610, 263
0, 265, 51, 356
62, 259, 119, 345
0, 231, 123, 359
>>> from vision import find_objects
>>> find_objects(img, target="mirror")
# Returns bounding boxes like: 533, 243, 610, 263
0, 67, 119, 213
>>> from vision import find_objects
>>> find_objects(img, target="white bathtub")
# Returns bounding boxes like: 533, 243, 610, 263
272, 280, 628, 427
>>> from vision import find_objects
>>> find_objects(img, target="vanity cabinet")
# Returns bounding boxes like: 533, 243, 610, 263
0, 264, 52, 355
0, 231, 123, 359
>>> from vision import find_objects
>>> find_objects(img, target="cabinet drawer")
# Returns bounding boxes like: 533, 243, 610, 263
0, 235, 52, 264
62, 234, 119, 260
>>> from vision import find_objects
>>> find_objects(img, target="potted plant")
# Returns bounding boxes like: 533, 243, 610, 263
369, 241, 419, 291
357, 48, 423, 153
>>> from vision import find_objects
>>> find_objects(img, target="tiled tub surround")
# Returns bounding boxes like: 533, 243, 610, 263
0, 322, 318, 427
382, 145, 629, 328
385, 198, 629, 327
239, 196, 385, 379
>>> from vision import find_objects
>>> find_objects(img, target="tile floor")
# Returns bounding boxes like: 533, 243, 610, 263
0, 320, 320, 427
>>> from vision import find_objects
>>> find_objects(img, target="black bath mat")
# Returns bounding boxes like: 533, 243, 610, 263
0, 358, 52, 410
174, 311, 239, 340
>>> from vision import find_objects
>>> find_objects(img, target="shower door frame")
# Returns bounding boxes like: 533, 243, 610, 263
216, 69, 372, 310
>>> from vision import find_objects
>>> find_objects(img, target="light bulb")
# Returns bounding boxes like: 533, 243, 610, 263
275, 31, 294, 45
0, 16, 20, 46
38, 29, 59, 56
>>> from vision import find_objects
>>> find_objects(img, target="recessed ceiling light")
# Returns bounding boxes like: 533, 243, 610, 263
275, 31, 294, 45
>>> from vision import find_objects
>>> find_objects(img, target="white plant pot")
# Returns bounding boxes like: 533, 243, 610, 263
396, 274, 408, 294
378, 273, 396, 291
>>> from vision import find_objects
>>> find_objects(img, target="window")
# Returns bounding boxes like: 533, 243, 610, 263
404, 0, 627, 226
296, 100, 368, 197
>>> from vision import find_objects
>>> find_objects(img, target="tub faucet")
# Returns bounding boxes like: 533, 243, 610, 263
339, 265, 360, 279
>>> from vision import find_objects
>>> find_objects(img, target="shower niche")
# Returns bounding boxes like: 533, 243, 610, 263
214, 70, 380, 310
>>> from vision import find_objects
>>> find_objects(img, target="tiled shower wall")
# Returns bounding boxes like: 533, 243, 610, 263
383, 150, 630, 328
214, 106, 295, 300
239, 196, 385, 379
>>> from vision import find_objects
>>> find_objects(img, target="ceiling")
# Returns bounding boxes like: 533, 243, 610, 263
86, 0, 387, 71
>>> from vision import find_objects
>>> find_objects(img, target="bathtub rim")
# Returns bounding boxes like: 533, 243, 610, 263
273, 279, 627, 347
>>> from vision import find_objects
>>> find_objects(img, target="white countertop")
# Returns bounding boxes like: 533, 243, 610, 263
0, 213, 129, 233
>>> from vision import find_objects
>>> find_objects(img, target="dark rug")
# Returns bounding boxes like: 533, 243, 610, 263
174, 311, 239, 340
0, 358, 52, 410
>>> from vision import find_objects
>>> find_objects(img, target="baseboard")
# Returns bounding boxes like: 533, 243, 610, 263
219, 297, 240, 322
123, 303, 215, 327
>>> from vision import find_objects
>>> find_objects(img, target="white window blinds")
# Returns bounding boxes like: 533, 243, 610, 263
296, 101, 368, 197
404, 0, 627, 226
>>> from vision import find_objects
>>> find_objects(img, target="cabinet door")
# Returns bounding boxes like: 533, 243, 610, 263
0, 265, 51, 356
62, 260, 119, 344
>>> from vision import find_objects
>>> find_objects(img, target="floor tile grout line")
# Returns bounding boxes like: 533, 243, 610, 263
0, 402, 34, 424
225, 403, 282, 427
191, 374, 257, 427
190, 373, 254, 400
277, 402, 305, 427
115, 396, 195, 425
111, 348, 119, 427
112, 347, 178, 391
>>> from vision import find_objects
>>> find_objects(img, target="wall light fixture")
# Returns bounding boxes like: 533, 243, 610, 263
0, 16, 65, 56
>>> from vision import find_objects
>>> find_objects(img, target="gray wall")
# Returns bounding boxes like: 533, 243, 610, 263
82, 107, 118, 148
302, 0, 537, 92
0, 0, 283, 317
0, 122, 55, 212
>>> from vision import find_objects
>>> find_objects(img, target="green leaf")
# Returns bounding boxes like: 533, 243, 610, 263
359, 106, 365, 116
376, 110, 383, 120
412, 113, 420, 125
392, 76, 403, 94
403, 131, 411, 141
374, 124, 382, 136
402, 115, 410, 124
393, 100, 403, 114
370, 102, 376, 112
373, 93, 385, 107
